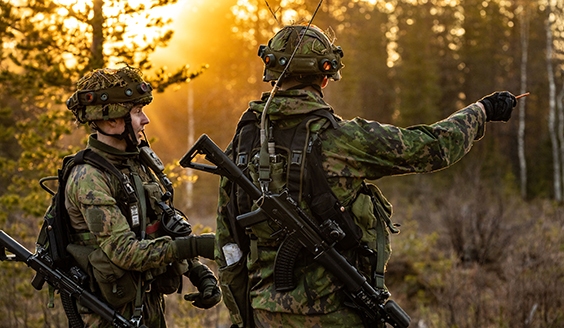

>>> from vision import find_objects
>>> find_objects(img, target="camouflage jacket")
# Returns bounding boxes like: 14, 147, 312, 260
65, 134, 179, 272
216, 89, 486, 322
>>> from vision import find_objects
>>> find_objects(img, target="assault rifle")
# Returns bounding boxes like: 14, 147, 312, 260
0, 230, 148, 328
180, 134, 411, 328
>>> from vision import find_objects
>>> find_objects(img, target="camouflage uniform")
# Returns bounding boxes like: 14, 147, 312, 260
63, 65, 220, 327
216, 89, 486, 327
66, 134, 186, 327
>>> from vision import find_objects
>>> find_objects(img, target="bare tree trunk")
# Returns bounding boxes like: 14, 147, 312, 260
546, 3, 561, 202
90, 0, 105, 69
557, 80, 564, 197
518, 5, 529, 200
556, 0, 564, 204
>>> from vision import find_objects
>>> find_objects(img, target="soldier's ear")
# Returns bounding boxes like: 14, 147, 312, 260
321, 76, 328, 89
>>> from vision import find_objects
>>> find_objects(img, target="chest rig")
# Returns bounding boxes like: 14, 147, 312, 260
95, 142, 192, 242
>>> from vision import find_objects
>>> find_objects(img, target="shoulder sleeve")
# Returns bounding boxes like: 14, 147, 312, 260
66, 163, 117, 207
321, 103, 486, 180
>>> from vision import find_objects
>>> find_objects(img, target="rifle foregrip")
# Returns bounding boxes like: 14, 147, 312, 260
274, 235, 303, 292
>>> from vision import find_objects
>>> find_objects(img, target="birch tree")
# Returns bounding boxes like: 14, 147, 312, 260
518, 3, 530, 199
546, 1, 561, 202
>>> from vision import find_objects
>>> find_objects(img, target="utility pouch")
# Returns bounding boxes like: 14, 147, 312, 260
351, 182, 398, 289
248, 154, 287, 193
67, 243, 98, 314
88, 248, 138, 308
66, 243, 96, 286
152, 260, 189, 295
364, 183, 398, 234
219, 256, 252, 328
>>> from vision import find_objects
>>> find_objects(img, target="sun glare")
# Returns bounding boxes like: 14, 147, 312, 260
46, 0, 185, 68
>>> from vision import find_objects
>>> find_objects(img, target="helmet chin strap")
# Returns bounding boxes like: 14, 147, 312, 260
122, 113, 139, 150
94, 112, 139, 150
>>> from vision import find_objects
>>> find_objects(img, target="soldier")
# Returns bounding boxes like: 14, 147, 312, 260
65, 65, 221, 327
215, 25, 517, 327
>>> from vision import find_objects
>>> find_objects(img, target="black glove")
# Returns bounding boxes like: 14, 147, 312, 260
184, 261, 222, 309
479, 91, 517, 122
173, 233, 215, 260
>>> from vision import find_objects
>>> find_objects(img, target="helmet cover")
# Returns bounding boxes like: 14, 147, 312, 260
66, 65, 153, 123
258, 25, 344, 82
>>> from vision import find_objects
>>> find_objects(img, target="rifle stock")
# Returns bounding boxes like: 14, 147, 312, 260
180, 134, 411, 328
0, 230, 147, 328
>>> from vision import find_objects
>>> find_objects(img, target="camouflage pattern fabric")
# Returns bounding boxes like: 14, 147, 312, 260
69, 66, 153, 123
262, 25, 343, 82
216, 89, 486, 327
65, 135, 179, 327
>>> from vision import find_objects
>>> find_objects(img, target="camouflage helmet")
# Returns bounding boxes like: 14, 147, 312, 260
66, 65, 153, 123
258, 24, 344, 82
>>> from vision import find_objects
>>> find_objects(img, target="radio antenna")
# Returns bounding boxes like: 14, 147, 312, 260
257, 0, 325, 194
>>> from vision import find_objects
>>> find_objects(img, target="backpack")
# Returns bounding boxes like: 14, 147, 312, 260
227, 108, 362, 251
228, 107, 401, 290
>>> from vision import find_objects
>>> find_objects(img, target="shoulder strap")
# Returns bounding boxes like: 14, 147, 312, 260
73, 149, 148, 323
74, 149, 137, 203
286, 109, 339, 202
75, 149, 142, 237
226, 110, 261, 252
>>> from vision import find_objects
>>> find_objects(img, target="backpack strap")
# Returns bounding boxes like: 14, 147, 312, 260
305, 135, 363, 250
74, 149, 143, 237
285, 109, 339, 202
226, 110, 261, 252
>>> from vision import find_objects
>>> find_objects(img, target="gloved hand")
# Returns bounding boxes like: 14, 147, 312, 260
478, 91, 517, 122
184, 261, 222, 309
173, 233, 215, 260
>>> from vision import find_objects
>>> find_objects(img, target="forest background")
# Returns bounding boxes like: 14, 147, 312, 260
1, 0, 563, 327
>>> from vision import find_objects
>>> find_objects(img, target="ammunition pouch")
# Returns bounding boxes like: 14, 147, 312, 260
88, 248, 138, 309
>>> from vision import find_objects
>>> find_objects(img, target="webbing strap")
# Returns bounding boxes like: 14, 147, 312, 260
230, 108, 339, 250
374, 218, 387, 289
130, 171, 147, 238
74, 149, 138, 205
131, 275, 146, 326
71, 149, 150, 323
285, 117, 314, 202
